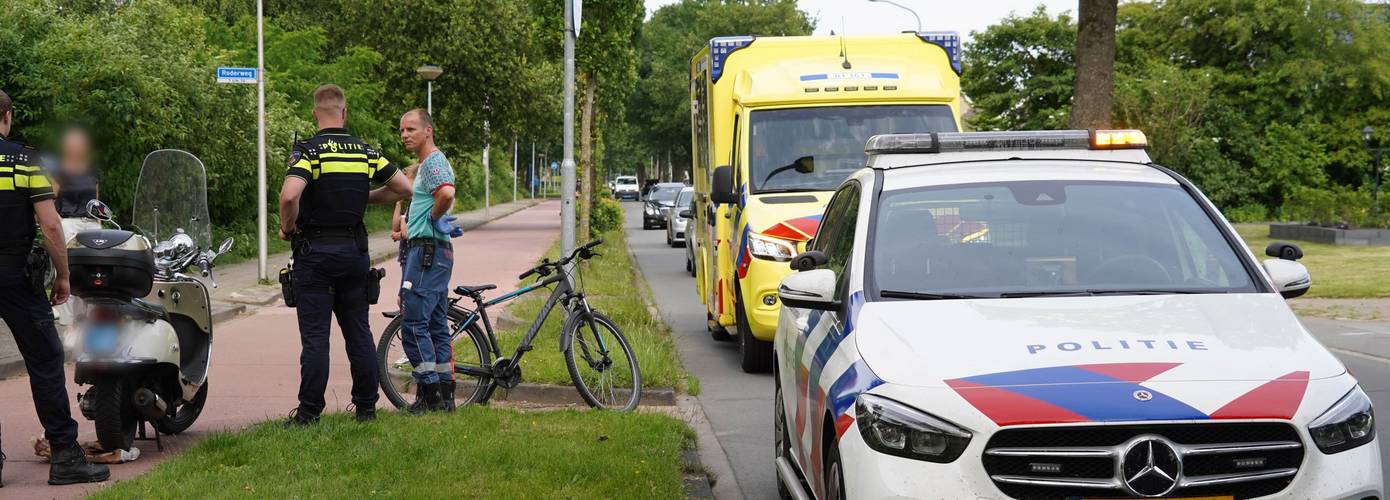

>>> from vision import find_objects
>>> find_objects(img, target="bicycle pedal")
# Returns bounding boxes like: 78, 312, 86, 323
518, 345, 533, 353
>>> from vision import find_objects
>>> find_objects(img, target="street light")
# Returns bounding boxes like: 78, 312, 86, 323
416, 64, 443, 114
868, 0, 922, 33
1364, 126, 1390, 217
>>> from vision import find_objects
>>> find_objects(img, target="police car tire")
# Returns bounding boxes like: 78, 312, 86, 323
824, 434, 846, 500
92, 380, 137, 453
774, 373, 795, 500
735, 283, 773, 373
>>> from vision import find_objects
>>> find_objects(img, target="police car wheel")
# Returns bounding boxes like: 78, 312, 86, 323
824, 437, 846, 500
775, 374, 795, 500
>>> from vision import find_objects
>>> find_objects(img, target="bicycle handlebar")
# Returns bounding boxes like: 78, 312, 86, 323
517, 239, 605, 280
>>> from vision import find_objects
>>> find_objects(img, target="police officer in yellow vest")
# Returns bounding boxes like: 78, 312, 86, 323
0, 89, 109, 485
279, 84, 410, 424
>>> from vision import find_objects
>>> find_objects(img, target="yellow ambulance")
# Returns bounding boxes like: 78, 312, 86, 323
689, 33, 964, 372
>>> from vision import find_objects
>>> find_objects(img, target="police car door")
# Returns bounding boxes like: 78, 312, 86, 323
785, 180, 862, 486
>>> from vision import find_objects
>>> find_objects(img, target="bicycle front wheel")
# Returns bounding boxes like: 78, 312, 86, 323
563, 310, 641, 411
377, 307, 492, 409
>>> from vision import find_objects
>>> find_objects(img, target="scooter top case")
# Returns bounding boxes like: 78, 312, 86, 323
68, 229, 155, 299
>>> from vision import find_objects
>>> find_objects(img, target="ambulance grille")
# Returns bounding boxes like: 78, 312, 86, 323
981, 422, 1303, 500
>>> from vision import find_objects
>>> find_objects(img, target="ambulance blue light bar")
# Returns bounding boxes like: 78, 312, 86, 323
709, 36, 755, 84
865, 130, 1149, 155
916, 31, 962, 75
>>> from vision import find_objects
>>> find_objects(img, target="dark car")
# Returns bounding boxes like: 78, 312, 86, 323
642, 182, 685, 230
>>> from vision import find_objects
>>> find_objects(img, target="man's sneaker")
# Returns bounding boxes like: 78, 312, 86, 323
48, 443, 110, 485
284, 407, 320, 427
434, 379, 456, 412
407, 382, 439, 415
354, 405, 377, 422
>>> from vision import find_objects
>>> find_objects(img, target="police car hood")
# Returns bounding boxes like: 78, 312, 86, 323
855, 294, 1345, 420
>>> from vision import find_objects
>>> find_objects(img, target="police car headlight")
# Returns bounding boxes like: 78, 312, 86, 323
855, 394, 971, 463
748, 233, 797, 262
1308, 385, 1375, 454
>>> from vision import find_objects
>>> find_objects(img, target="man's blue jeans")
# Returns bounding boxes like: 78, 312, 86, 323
400, 243, 454, 385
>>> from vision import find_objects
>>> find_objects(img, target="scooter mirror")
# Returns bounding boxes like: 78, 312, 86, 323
86, 200, 113, 221
217, 237, 234, 255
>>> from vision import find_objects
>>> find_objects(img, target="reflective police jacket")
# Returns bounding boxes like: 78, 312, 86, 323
285, 128, 398, 231
0, 135, 53, 259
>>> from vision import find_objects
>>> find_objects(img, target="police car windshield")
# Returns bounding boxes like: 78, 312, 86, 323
748, 105, 957, 194
870, 180, 1258, 299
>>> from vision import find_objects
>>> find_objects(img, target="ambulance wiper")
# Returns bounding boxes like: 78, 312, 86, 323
880, 290, 993, 300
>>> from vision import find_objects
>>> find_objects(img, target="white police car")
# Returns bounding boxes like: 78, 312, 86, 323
772, 130, 1381, 500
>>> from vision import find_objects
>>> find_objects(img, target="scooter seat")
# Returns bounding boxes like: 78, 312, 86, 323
129, 298, 169, 321
454, 284, 497, 296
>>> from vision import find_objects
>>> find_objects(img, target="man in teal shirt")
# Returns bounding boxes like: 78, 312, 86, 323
398, 108, 462, 413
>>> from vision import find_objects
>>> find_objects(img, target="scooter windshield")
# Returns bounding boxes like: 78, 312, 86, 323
132, 149, 212, 251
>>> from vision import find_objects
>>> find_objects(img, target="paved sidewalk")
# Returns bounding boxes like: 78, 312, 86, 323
0, 199, 542, 379
0, 200, 560, 498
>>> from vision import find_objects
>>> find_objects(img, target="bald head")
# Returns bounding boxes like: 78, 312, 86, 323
312, 84, 347, 128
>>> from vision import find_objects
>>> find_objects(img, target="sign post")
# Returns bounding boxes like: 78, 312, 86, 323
215, 61, 264, 279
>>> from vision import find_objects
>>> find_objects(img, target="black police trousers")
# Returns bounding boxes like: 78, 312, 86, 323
292, 242, 379, 416
0, 265, 79, 448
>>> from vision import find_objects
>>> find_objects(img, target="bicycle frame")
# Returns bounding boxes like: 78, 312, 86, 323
451, 266, 609, 379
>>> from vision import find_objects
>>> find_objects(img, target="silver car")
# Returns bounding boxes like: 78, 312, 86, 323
665, 187, 694, 248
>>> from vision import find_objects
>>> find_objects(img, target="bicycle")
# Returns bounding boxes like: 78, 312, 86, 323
376, 239, 642, 411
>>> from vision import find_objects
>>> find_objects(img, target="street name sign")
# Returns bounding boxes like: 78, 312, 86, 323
216, 67, 258, 84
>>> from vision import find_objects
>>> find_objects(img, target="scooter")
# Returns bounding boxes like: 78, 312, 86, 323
68, 149, 232, 452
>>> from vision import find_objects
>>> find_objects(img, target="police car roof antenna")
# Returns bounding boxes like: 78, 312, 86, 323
838, 17, 853, 69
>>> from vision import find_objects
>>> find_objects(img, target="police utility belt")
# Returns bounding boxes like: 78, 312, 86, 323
405, 237, 450, 269
278, 224, 384, 308
0, 246, 50, 298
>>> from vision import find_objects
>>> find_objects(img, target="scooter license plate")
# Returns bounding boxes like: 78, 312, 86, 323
84, 323, 121, 354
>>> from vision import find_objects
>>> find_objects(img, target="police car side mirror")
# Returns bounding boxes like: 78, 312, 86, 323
710, 165, 738, 204
779, 269, 839, 310
1263, 259, 1311, 299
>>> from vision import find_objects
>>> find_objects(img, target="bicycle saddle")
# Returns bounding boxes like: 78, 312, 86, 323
454, 284, 497, 296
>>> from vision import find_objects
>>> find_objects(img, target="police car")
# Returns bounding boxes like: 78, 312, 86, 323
772, 130, 1381, 500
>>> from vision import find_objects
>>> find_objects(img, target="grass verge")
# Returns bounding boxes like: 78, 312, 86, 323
91, 407, 693, 499
1235, 224, 1390, 298
490, 227, 695, 393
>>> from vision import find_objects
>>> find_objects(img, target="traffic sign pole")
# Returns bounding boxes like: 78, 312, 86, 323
255, 0, 268, 281
561, 0, 578, 258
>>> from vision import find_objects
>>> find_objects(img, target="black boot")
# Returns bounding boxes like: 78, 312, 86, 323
407, 382, 439, 415
434, 379, 456, 412
354, 405, 377, 422
48, 442, 110, 485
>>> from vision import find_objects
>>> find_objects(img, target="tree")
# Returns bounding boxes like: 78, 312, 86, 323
962, 7, 1076, 130
1070, 0, 1117, 129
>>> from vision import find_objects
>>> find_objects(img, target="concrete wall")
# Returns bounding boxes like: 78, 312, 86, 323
1270, 223, 1390, 246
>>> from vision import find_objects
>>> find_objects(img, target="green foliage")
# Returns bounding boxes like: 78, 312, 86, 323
590, 197, 623, 233
965, 0, 1390, 226
1281, 185, 1390, 228
1222, 203, 1269, 223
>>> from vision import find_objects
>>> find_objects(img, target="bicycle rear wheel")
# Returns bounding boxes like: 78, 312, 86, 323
563, 310, 641, 411
377, 307, 492, 409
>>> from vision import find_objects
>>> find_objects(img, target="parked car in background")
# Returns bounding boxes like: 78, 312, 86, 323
684, 197, 698, 276
667, 187, 694, 247
642, 182, 685, 230
613, 175, 640, 200
773, 129, 1380, 500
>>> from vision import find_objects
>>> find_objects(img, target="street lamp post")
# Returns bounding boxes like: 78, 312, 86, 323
868, 0, 922, 32
416, 64, 443, 115
1365, 126, 1390, 218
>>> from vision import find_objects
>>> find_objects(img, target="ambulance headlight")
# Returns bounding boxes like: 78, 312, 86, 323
1308, 386, 1375, 454
856, 394, 971, 463
748, 232, 797, 261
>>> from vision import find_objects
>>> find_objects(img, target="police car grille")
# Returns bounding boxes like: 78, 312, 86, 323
981, 423, 1303, 499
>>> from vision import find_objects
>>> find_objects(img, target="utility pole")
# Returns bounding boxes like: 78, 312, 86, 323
530, 142, 536, 198
512, 138, 518, 203
483, 117, 490, 213
255, 0, 267, 280
561, 0, 578, 256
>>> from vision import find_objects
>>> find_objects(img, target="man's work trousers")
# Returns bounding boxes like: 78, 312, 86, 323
400, 244, 454, 385
0, 265, 79, 448
293, 242, 378, 416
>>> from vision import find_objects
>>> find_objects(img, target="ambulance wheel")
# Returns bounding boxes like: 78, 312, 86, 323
708, 312, 732, 342
735, 282, 772, 373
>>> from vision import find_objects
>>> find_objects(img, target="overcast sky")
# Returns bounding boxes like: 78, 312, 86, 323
642, 0, 1077, 42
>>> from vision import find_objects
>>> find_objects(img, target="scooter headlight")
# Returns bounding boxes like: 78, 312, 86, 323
748, 232, 797, 262
856, 393, 971, 463
1308, 385, 1375, 454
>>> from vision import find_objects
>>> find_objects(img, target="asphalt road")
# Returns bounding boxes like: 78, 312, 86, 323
623, 202, 779, 500
623, 201, 1390, 498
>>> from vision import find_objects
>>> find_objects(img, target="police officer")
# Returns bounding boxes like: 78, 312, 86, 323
279, 84, 411, 425
0, 89, 109, 485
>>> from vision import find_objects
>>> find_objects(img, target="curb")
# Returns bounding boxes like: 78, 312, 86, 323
494, 383, 677, 407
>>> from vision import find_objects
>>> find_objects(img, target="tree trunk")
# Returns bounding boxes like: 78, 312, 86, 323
1069, 0, 1118, 130
579, 74, 597, 241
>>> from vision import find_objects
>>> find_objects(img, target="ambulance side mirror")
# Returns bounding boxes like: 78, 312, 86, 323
710, 165, 737, 204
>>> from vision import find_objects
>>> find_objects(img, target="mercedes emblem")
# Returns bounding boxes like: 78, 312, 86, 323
1121, 436, 1182, 497
1133, 389, 1153, 402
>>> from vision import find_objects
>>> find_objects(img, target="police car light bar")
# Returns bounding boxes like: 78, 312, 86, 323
864, 129, 1148, 155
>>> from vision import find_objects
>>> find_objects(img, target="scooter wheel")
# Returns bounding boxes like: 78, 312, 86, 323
91, 380, 138, 452
154, 381, 208, 435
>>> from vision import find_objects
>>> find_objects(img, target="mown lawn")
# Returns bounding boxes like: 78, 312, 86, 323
489, 227, 696, 393
91, 407, 693, 499
1235, 223, 1390, 298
